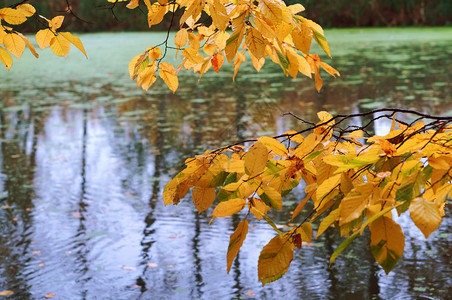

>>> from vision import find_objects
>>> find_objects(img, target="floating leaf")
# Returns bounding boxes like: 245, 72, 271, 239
0, 291, 14, 296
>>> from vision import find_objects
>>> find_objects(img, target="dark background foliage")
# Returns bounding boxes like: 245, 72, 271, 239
2, 0, 451, 32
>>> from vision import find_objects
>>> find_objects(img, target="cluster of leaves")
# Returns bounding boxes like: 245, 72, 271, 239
164, 109, 452, 285
124, 0, 339, 92
0, 2, 86, 70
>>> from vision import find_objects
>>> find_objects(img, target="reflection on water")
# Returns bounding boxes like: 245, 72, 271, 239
1, 30, 451, 299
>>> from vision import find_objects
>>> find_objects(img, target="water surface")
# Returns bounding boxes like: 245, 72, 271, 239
0, 28, 451, 299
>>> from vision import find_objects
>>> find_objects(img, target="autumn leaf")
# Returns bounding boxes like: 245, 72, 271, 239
0, 46, 13, 70
50, 36, 71, 57
59, 32, 87, 58
245, 28, 266, 60
36, 29, 54, 50
174, 29, 188, 49
17, 33, 39, 58
369, 216, 405, 274
258, 235, 294, 286
227, 219, 248, 273
50, 16, 64, 30
244, 141, 268, 177
211, 52, 224, 73
211, 198, 246, 219
16, 4, 35, 17
0, 290, 14, 296
409, 197, 442, 238
159, 62, 178, 93
225, 24, 245, 63
192, 186, 216, 213
258, 0, 283, 24
0, 8, 27, 25
3, 33, 25, 59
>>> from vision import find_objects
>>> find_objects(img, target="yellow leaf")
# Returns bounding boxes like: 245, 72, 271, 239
17, 33, 38, 58
35, 29, 54, 50
244, 141, 268, 177
339, 182, 373, 225
3, 33, 25, 59
148, 47, 162, 60
183, 46, 204, 64
59, 32, 87, 58
285, 48, 299, 78
174, 29, 188, 48
128, 53, 146, 79
127, 0, 140, 9
292, 24, 312, 55
192, 187, 216, 213
212, 198, 246, 218
369, 216, 405, 274
0, 46, 13, 70
163, 173, 192, 206
317, 111, 334, 124
296, 223, 312, 242
258, 136, 288, 156
254, 15, 276, 40
203, 43, 215, 56
291, 191, 312, 220
288, 3, 305, 14
320, 61, 340, 77
0, 8, 27, 25
214, 30, 229, 51
249, 197, 271, 221
225, 24, 245, 63
209, 0, 229, 31
258, 0, 283, 24
50, 35, 71, 57
0, 290, 14, 296
409, 197, 442, 238
16, 4, 36, 17
50, 16, 64, 30
223, 159, 245, 173
316, 174, 341, 201
232, 51, 246, 81
249, 52, 266, 72
245, 28, 266, 60
316, 208, 339, 238
147, 4, 167, 27
258, 235, 294, 286
227, 219, 248, 273
136, 63, 157, 90
159, 62, 179, 93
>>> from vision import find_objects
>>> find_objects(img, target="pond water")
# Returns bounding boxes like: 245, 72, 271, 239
0, 28, 451, 299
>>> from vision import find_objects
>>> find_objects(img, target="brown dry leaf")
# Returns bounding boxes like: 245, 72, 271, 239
0, 291, 14, 296
146, 263, 158, 268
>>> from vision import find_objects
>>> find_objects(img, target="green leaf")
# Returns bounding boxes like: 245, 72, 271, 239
395, 183, 414, 202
